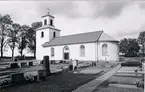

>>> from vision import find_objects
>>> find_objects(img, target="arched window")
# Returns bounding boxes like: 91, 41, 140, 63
50, 19, 53, 26
102, 44, 107, 56
51, 47, 54, 57
63, 46, 69, 60
53, 32, 56, 38
44, 19, 47, 25
80, 45, 85, 57
64, 46, 69, 52
41, 31, 44, 38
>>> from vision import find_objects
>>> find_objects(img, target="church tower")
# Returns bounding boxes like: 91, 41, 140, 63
36, 10, 61, 60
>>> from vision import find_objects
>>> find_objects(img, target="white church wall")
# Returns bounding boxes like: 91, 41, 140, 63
47, 43, 96, 61
36, 28, 50, 60
49, 28, 60, 40
98, 41, 119, 62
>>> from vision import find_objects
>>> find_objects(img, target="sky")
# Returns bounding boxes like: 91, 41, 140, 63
0, 0, 145, 56
0, 0, 145, 41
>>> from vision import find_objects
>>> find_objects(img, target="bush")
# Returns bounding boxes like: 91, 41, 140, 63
121, 61, 141, 67
125, 51, 138, 57
0, 78, 11, 86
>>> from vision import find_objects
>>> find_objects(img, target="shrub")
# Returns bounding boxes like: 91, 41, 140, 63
121, 61, 141, 66
0, 78, 11, 86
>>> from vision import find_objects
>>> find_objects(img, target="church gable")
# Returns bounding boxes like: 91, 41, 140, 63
98, 32, 118, 42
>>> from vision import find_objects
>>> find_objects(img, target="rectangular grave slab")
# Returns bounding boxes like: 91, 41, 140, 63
11, 73, 25, 84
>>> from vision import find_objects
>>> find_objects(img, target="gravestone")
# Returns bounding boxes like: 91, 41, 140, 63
43, 56, 51, 76
37, 69, 47, 81
29, 62, 33, 66
10, 63, 19, 68
11, 73, 25, 84
21, 62, 27, 67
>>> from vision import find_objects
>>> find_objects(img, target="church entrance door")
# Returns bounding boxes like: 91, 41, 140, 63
63, 46, 70, 60
64, 53, 69, 60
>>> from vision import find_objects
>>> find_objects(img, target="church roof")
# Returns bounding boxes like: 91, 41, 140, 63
36, 25, 61, 31
42, 30, 118, 47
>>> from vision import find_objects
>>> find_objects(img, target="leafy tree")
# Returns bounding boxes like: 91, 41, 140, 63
119, 38, 128, 54
0, 14, 13, 58
138, 31, 145, 56
26, 22, 42, 57
26, 28, 36, 57
7, 23, 21, 60
119, 38, 140, 57
18, 25, 30, 58
31, 21, 42, 29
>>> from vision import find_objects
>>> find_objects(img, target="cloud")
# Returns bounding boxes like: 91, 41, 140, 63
91, 1, 131, 18
34, 1, 131, 19
34, 1, 80, 18
0, 1, 145, 41
138, 1, 145, 9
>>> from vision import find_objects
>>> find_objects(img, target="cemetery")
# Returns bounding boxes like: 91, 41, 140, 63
0, 55, 120, 92
92, 58, 144, 92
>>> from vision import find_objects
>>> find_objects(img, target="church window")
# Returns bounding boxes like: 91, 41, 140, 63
102, 44, 108, 56
80, 45, 85, 57
53, 32, 56, 38
41, 31, 44, 38
51, 47, 54, 57
50, 19, 53, 26
44, 19, 47, 25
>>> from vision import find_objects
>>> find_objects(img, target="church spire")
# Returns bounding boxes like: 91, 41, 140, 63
47, 8, 50, 14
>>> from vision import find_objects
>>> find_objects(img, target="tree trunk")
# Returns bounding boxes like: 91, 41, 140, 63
20, 49, 23, 58
0, 44, 3, 58
34, 50, 36, 58
12, 49, 14, 61
0, 30, 4, 58
143, 44, 145, 57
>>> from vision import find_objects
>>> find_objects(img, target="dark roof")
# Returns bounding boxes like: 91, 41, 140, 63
42, 31, 103, 47
36, 25, 61, 31
41, 14, 55, 18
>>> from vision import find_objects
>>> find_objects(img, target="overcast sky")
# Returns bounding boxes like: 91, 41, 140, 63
0, 0, 145, 40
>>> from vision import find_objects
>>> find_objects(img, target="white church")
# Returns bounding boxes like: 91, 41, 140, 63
36, 11, 119, 62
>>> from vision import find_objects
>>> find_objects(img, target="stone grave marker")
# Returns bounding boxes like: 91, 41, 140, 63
11, 73, 25, 84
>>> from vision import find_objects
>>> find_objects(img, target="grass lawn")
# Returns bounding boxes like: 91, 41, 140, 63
0, 71, 100, 92
109, 76, 142, 85
93, 86, 143, 92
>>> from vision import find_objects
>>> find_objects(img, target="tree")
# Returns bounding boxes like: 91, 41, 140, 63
26, 22, 42, 57
7, 23, 21, 60
31, 21, 42, 30
18, 25, 30, 58
138, 31, 145, 56
119, 38, 128, 54
0, 14, 13, 58
119, 38, 140, 57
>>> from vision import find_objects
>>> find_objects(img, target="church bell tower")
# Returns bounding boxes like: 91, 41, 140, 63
36, 9, 61, 60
